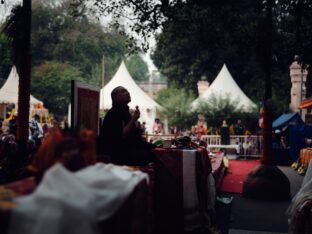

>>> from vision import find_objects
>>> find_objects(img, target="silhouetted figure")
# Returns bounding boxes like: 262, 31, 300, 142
234, 119, 245, 135
220, 120, 230, 145
99, 86, 154, 166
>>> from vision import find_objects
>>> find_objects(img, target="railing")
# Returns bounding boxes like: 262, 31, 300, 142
146, 133, 262, 156
200, 135, 263, 156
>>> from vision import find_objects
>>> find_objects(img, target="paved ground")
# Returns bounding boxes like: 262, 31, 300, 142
216, 165, 304, 234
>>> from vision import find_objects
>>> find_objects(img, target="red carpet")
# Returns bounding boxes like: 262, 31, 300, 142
220, 159, 260, 193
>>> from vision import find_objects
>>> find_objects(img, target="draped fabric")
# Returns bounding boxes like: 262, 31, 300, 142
287, 160, 312, 234
9, 163, 148, 234
0, 165, 153, 234
153, 147, 213, 233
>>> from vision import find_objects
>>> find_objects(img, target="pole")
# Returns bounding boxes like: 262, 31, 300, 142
16, 0, 31, 160
101, 55, 105, 88
260, 0, 273, 165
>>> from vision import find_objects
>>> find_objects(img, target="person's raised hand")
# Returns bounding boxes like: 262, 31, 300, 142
133, 105, 140, 120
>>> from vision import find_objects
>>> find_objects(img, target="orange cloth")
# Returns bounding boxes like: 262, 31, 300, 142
28, 127, 96, 183
300, 148, 312, 167
194, 124, 207, 140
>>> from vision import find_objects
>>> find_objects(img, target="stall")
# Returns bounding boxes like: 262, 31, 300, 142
272, 113, 304, 165
0, 66, 43, 118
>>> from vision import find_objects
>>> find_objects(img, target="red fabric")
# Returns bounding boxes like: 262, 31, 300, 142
153, 148, 184, 234
152, 147, 212, 234
210, 153, 225, 190
2, 177, 36, 196
210, 152, 224, 175
220, 160, 260, 193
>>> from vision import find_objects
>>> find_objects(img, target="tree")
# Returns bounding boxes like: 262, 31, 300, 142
0, 33, 12, 81
125, 53, 149, 81
31, 1, 129, 85
156, 87, 196, 130
152, 1, 259, 90
273, 0, 312, 96
27, 1, 141, 116
195, 94, 259, 131
85, 0, 312, 119
31, 61, 84, 115
2, 1, 32, 146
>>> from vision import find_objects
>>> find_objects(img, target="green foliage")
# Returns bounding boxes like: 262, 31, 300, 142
31, 61, 84, 115
150, 0, 312, 118
31, 1, 129, 86
195, 94, 258, 127
151, 1, 262, 95
27, 1, 137, 115
77, 0, 312, 122
87, 0, 167, 52
0, 33, 11, 80
156, 87, 196, 130
125, 54, 149, 81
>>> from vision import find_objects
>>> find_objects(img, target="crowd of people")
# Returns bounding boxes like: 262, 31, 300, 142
0, 111, 63, 183
0, 86, 262, 184
191, 117, 252, 141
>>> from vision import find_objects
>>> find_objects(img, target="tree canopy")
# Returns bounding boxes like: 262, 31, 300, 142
125, 54, 149, 82
86, 0, 312, 118
0, 1, 150, 115
32, 61, 84, 115
156, 86, 196, 130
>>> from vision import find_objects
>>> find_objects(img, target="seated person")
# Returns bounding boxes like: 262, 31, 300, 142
99, 86, 154, 166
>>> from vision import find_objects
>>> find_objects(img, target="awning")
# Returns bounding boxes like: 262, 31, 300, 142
299, 97, 312, 109
272, 112, 304, 130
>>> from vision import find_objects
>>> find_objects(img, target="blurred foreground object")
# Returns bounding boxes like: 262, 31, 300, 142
28, 127, 96, 183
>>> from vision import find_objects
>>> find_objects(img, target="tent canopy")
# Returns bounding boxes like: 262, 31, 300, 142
100, 61, 161, 110
0, 66, 43, 106
272, 112, 304, 130
100, 61, 162, 133
192, 64, 257, 112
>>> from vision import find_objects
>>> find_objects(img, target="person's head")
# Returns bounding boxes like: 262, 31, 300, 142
111, 86, 131, 105
237, 119, 241, 124
155, 118, 160, 123
34, 114, 40, 121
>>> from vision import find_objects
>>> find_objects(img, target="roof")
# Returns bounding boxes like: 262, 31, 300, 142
272, 112, 303, 130
100, 61, 161, 110
191, 64, 257, 112
299, 97, 312, 109
0, 66, 43, 106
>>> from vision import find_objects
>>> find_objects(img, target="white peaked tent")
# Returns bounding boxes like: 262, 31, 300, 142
100, 61, 162, 133
0, 66, 43, 117
192, 64, 257, 112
